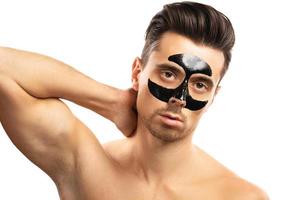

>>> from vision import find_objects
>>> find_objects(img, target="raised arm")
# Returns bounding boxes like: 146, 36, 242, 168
0, 46, 136, 135
0, 47, 119, 119
0, 47, 136, 183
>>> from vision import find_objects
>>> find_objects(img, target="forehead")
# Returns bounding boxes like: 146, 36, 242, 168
147, 32, 225, 81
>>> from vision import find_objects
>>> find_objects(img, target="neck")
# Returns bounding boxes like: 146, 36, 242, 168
127, 118, 198, 184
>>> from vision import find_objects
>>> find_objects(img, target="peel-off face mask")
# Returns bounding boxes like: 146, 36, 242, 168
148, 53, 212, 111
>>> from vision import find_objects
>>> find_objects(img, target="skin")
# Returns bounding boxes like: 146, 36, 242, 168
0, 32, 268, 200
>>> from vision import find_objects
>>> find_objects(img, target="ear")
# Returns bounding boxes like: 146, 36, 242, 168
131, 57, 143, 91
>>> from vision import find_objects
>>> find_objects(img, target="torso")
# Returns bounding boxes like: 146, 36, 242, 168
56, 138, 263, 200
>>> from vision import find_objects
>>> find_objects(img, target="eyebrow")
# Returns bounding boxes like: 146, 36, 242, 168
156, 63, 184, 73
156, 63, 215, 87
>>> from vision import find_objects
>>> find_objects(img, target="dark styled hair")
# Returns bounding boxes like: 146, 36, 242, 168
141, 1, 235, 80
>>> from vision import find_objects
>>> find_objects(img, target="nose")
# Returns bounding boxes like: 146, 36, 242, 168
168, 97, 186, 108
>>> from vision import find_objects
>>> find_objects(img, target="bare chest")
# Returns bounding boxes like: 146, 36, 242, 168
58, 173, 226, 200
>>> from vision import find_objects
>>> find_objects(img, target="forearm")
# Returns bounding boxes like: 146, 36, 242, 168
0, 46, 119, 120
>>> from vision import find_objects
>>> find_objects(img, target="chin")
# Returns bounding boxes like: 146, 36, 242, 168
147, 124, 190, 143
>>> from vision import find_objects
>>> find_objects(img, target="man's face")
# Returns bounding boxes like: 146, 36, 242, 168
133, 32, 224, 142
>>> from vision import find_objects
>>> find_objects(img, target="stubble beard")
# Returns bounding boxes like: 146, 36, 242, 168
143, 108, 190, 142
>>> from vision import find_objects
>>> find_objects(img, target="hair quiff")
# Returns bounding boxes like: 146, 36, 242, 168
141, 1, 235, 79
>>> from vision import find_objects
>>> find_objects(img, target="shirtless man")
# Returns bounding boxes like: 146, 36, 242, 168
0, 2, 268, 200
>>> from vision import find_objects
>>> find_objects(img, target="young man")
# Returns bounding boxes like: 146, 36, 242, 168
0, 2, 268, 199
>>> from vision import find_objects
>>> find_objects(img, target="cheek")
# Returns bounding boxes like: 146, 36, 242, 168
184, 110, 205, 129
136, 80, 161, 115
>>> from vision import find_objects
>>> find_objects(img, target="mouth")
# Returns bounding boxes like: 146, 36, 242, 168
158, 112, 184, 128
160, 112, 183, 122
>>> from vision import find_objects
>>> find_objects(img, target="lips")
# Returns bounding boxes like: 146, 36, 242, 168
158, 112, 184, 128
160, 112, 183, 122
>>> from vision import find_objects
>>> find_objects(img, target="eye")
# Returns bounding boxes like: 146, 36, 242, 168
196, 82, 205, 89
193, 81, 208, 92
161, 70, 176, 80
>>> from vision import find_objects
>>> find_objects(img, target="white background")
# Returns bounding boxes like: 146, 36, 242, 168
0, 0, 299, 199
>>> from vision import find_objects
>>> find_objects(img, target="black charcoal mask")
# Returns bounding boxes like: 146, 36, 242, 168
148, 53, 212, 111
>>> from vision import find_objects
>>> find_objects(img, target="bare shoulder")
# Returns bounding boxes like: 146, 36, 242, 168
193, 146, 269, 200
102, 139, 128, 162
101, 138, 138, 171
102, 138, 127, 153
218, 176, 269, 200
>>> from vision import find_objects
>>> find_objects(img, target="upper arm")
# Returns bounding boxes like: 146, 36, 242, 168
0, 75, 106, 181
